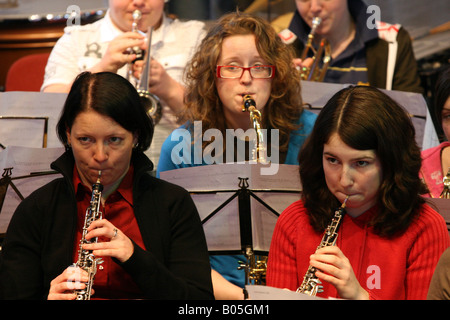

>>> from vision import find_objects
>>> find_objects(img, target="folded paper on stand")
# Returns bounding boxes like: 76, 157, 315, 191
0, 92, 67, 149
160, 164, 301, 253
0, 146, 64, 234
300, 80, 439, 150
245, 285, 326, 300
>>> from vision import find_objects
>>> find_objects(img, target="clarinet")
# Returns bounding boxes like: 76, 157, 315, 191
297, 196, 349, 296
73, 171, 104, 300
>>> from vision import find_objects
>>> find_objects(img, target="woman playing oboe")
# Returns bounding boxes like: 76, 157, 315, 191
266, 86, 450, 299
0, 72, 213, 300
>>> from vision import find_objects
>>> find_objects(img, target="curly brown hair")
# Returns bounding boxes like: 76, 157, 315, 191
180, 11, 304, 153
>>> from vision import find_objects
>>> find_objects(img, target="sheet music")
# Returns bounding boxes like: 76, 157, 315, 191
160, 163, 301, 192
0, 117, 48, 148
245, 285, 325, 300
160, 164, 301, 252
251, 192, 300, 251
194, 192, 241, 251
300, 80, 439, 150
0, 92, 67, 149
0, 146, 64, 233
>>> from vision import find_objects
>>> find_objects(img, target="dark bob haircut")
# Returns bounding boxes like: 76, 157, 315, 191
56, 72, 154, 153
299, 86, 426, 238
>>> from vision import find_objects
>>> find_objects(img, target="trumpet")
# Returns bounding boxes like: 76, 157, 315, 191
128, 10, 163, 125
297, 196, 348, 296
300, 17, 331, 82
242, 95, 267, 163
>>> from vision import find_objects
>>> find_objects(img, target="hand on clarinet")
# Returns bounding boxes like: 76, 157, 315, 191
309, 246, 370, 300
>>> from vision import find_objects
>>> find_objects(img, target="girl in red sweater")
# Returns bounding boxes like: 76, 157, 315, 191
266, 86, 450, 299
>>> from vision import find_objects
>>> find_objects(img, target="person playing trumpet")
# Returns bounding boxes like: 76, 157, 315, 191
279, 0, 423, 93
42, 0, 206, 168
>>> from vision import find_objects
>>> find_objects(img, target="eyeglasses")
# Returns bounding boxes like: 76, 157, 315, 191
216, 65, 276, 79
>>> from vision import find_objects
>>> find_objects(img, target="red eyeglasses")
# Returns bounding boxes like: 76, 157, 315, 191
216, 65, 276, 79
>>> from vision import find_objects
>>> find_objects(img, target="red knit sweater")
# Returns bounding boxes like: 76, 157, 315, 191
266, 200, 450, 300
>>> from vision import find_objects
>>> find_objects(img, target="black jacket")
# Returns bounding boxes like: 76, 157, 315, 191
0, 151, 213, 300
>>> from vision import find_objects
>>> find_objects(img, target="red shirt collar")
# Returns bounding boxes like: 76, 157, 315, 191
72, 165, 134, 205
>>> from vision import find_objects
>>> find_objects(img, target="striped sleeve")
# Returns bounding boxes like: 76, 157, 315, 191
405, 204, 450, 299
266, 200, 307, 291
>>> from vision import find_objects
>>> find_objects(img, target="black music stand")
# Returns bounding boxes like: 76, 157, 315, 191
160, 163, 301, 287
0, 167, 59, 244
0, 146, 63, 238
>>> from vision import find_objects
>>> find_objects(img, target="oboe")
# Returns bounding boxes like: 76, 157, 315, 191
73, 171, 104, 300
297, 196, 349, 296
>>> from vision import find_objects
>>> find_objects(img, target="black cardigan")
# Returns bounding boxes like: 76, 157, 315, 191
0, 151, 213, 300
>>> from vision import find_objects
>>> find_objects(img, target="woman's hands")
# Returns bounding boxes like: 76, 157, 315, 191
83, 218, 134, 263
132, 58, 186, 113
309, 246, 369, 300
48, 266, 89, 300
47, 219, 134, 300
292, 57, 314, 73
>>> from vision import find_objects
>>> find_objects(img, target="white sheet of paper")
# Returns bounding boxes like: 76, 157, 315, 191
0, 92, 67, 149
245, 285, 325, 300
160, 164, 301, 252
300, 80, 439, 150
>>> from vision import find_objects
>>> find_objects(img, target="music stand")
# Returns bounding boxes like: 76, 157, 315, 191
300, 80, 439, 150
160, 163, 301, 286
0, 146, 63, 238
0, 116, 49, 148
427, 198, 450, 236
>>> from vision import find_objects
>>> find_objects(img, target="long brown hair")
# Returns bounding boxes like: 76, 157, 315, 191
180, 11, 303, 153
299, 86, 426, 238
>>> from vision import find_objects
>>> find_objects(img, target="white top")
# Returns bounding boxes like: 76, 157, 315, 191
42, 10, 206, 167
43, 10, 205, 91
